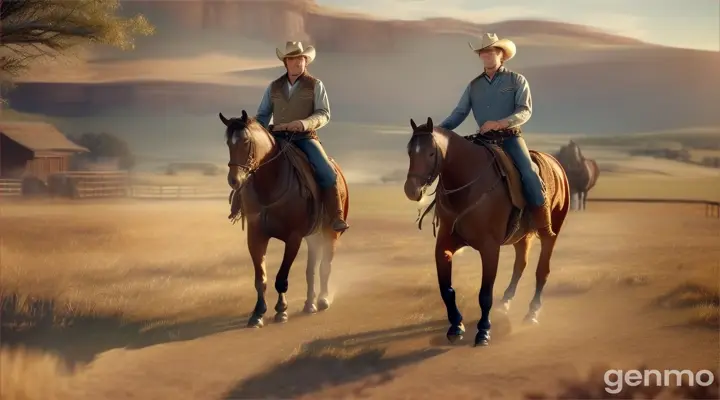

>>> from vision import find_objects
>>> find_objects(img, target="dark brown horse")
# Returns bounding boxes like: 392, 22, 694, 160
220, 110, 350, 328
404, 118, 570, 346
556, 140, 600, 211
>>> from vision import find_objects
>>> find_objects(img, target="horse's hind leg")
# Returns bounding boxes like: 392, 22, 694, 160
317, 234, 337, 311
303, 236, 321, 314
273, 234, 303, 323
501, 235, 533, 313
247, 231, 270, 328
525, 203, 567, 324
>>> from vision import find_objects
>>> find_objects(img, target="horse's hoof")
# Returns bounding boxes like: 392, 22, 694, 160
446, 323, 465, 344
523, 315, 539, 325
501, 301, 511, 314
474, 331, 490, 347
474, 338, 490, 347
317, 298, 331, 311
247, 315, 264, 328
303, 302, 318, 314
274, 311, 288, 323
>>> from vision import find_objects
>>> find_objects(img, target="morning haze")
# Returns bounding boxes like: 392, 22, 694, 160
1, 1, 718, 399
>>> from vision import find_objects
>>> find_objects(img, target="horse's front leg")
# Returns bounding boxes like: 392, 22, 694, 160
475, 244, 500, 346
435, 227, 465, 343
273, 234, 303, 323
247, 229, 270, 328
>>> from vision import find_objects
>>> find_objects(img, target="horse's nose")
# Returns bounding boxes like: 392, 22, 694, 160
228, 176, 238, 187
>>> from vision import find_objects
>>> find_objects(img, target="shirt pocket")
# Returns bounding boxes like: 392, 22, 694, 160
296, 88, 315, 101
499, 86, 516, 95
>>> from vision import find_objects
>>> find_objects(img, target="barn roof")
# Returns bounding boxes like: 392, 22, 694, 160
0, 122, 88, 153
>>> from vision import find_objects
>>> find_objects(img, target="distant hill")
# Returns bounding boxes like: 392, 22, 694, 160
4, 0, 718, 146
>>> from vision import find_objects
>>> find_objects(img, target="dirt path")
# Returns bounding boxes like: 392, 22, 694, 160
2, 203, 718, 399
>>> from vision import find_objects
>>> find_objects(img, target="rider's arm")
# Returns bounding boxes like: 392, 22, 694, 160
439, 84, 472, 130
300, 80, 331, 131
255, 84, 273, 129
501, 74, 532, 128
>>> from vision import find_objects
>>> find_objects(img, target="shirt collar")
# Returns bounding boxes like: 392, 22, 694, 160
479, 65, 506, 80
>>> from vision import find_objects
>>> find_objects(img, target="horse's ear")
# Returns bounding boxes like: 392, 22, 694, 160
219, 112, 229, 126
241, 110, 248, 121
426, 117, 433, 131
410, 118, 417, 132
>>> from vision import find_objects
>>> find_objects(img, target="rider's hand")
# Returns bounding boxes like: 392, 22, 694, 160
478, 120, 502, 134
271, 123, 287, 131
285, 120, 305, 132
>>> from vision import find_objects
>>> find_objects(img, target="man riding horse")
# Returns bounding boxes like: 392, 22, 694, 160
437, 33, 555, 237
254, 41, 349, 232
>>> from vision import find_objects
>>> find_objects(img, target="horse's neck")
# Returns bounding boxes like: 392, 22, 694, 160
434, 129, 492, 188
249, 126, 286, 194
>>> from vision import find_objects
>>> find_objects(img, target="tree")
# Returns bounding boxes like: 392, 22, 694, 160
70, 132, 136, 170
0, 0, 154, 79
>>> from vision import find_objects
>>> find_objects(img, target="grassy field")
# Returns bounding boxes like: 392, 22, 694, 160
1, 183, 719, 399
1, 109, 719, 399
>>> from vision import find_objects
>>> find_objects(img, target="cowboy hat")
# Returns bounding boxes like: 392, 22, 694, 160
276, 41, 316, 64
468, 33, 516, 61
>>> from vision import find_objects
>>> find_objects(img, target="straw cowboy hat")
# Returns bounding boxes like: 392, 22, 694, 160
468, 33, 516, 61
276, 41, 316, 64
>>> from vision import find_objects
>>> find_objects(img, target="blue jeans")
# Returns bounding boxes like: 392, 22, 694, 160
501, 136, 546, 208
280, 136, 337, 189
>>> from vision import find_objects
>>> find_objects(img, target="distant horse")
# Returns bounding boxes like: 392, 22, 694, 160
405, 118, 570, 347
556, 140, 600, 210
220, 110, 350, 328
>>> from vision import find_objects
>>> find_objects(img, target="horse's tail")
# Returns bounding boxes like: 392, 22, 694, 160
587, 159, 600, 190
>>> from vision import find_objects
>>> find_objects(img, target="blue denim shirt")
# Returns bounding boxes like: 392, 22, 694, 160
439, 66, 532, 131
255, 77, 331, 131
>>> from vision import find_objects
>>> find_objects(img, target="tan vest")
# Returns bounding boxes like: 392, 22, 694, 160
270, 73, 317, 125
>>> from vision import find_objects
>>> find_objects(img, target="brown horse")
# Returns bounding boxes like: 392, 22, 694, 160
404, 118, 570, 346
556, 140, 600, 210
220, 110, 350, 328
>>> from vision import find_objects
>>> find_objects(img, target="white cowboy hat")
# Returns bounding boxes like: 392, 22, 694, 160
276, 41, 316, 64
468, 33, 516, 61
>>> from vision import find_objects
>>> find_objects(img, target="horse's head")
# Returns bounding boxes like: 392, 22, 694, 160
558, 140, 583, 167
404, 117, 442, 201
219, 110, 268, 190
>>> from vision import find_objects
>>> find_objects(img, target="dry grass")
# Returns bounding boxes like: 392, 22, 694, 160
0, 347, 72, 400
0, 182, 718, 399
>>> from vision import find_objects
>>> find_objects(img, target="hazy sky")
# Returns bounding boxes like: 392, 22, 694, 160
317, 0, 720, 51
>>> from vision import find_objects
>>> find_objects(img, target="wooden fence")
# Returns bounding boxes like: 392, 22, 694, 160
587, 197, 720, 218
0, 179, 21, 197
129, 185, 227, 200
67, 171, 131, 198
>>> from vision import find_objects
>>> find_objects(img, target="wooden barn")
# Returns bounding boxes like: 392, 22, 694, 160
0, 122, 88, 182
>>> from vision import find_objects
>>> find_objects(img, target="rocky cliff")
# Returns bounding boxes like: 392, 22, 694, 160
119, 0, 644, 54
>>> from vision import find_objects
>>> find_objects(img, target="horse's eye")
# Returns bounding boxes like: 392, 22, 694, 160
429, 152, 435, 157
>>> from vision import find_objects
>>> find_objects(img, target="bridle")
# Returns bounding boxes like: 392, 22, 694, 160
227, 125, 294, 180
407, 130, 442, 193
